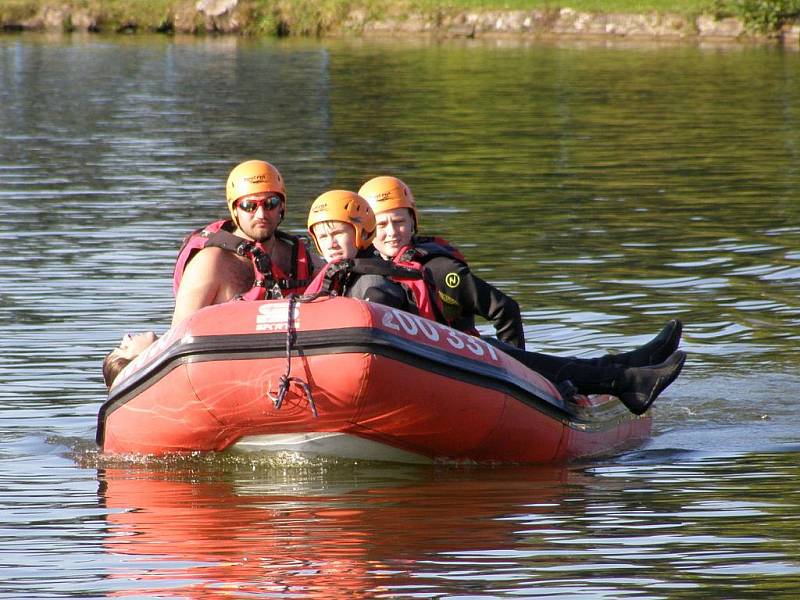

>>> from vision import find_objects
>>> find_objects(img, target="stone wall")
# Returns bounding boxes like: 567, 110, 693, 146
5, 1, 800, 46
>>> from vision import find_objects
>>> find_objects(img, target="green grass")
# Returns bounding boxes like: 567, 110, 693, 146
0, 0, 716, 24
0, 0, 177, 29
2, 0, 798, 34
409, 0, 710, 12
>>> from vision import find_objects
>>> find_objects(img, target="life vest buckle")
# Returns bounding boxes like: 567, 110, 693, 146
266, 282, 283, 299
235, 240, 253, 257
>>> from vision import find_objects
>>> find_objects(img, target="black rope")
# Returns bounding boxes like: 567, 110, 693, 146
266, 293, 318, 417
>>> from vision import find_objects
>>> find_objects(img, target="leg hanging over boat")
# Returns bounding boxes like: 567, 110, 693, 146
485, 338, 686, 416
596, 319, 683, 368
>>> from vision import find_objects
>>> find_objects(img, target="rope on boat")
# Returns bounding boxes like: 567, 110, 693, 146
266, 292, 319, 417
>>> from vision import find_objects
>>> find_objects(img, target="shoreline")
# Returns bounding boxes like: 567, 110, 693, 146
3, 2, 800, 47
355, 10, 785, 45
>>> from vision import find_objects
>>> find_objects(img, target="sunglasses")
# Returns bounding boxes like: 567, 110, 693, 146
236, 195, 282, 213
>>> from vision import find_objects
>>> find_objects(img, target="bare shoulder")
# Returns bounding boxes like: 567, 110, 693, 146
188, 245, 241, 269
172, 247, 253, 326
191, 246, 252, 284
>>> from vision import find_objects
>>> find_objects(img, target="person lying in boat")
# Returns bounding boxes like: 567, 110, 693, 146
102, 332, 158, 389
355, 175, 686, 415
171, 159, 323, 327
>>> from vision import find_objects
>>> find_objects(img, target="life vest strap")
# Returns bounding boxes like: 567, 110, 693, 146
400, 235, 468, 265
350, 258, 422, 280
175, 219, 313, 300
317, 260, 354, 296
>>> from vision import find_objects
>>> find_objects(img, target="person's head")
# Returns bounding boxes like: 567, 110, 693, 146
102, 331, 157, 389
307, 190, 376, 262
226, 160, 286, 243
357, 176, 417, 259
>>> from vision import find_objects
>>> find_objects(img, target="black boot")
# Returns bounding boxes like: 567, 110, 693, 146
616, 350, 686, 415
605, 319, 683, 368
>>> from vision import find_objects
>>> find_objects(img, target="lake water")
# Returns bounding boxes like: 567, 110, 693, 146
1, 33, 799, 597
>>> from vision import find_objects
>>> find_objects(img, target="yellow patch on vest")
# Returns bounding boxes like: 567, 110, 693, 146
445, 272, 460, 288
438, 290, 459, 306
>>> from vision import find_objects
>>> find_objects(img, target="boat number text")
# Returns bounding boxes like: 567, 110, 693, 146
381, 308, 498, 361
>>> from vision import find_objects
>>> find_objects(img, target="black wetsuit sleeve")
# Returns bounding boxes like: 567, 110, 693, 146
427, 256, 525, 349
345, 273, 413, 312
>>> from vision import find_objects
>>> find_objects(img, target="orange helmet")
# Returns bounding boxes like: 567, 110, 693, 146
357, 175, 418, 230
307, 190, 376, 253
226, 160, 286, 225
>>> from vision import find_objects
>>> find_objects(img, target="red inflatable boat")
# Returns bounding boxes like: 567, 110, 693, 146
96, 297, 651, 463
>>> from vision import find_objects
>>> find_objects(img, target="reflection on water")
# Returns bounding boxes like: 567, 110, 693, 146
95, 452, 800, 598
98, 463, 574, 598
1, 34, 800, 597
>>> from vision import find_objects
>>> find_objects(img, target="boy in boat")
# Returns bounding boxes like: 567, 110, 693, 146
359, 175, 525, 348
303, 189, 443, 320
356, 175, 686, 415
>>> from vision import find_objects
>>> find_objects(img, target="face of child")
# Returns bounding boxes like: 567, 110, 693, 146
374, 208, 414, 259
116, 331, 158, 359
313, 221, 358, 262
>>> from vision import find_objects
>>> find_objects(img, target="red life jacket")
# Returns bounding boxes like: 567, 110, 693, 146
173, 219, 314, 301
387, 255, 446, 324
304, 256, 444, 324
303, 264, 337, 295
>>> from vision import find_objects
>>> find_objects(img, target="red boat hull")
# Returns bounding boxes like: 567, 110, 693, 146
97, 297, 651, 463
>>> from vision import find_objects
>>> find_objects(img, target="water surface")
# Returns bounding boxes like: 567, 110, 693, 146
1, 33, 799, 597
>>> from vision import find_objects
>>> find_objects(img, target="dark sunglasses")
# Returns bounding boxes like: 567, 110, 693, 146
236, 195, 282, 213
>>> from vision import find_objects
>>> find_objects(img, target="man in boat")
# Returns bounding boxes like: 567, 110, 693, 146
171, 159, 323, 326
356, 175, 686, 415
102, 161, 322, 387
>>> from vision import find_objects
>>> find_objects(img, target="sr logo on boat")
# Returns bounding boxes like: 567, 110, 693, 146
256, 302, 299, 332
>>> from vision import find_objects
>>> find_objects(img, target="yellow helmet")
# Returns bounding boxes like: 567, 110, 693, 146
357, 175, 418, 230
226, 160, 286, 225
307, 190, 376, 253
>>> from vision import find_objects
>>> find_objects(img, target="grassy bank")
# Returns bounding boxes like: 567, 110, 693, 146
1, 0, 799, 36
